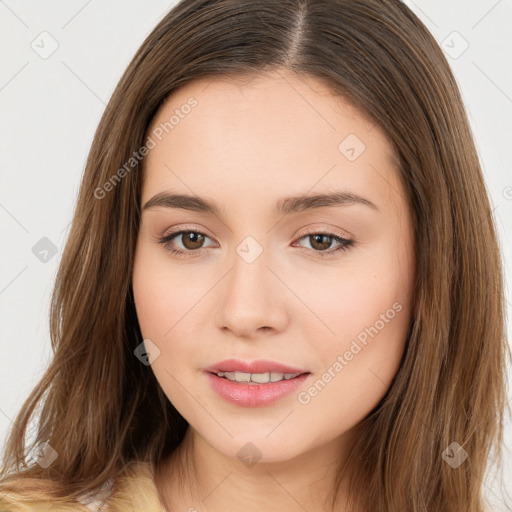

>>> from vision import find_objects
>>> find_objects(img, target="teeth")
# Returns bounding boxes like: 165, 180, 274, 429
216, 371, 300, 383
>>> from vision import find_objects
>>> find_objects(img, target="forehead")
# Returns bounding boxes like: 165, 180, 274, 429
142, 70, 401, 209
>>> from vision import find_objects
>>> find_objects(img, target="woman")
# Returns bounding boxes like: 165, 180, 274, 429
0, 0, 509, 511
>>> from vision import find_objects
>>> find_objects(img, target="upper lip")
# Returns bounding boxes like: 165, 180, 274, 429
204, 358, 310, 375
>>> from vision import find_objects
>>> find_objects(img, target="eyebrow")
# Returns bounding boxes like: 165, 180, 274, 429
142, 190, 380, 216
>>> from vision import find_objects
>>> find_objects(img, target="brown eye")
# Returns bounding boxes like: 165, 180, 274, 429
294, 230, 354, 258
308, 234, 334, 251
180, 231, 206, 250
158, 229, 215, 257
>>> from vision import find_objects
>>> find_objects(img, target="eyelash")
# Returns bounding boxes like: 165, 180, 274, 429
157, 228, 354, 259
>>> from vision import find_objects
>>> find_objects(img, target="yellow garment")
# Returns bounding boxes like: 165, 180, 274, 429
0, 462, 167, 512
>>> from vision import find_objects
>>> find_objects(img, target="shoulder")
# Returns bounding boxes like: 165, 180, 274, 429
115, 461, 166, 511
76, 461, 165, 512
0, 472, 110, 512
76, 477, 114, 510
0, 462, 165, 512
0, 496, 83, 512
78, 461, 166, 511
0, 488, 94, 512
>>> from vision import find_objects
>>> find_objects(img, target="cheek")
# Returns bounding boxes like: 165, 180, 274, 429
132, 243, 219, 391
296, 292, 409, 441
132, 243, 209, 341
293, 238, 411, 346
297, 239, 412, 397
132, 246, 201, 412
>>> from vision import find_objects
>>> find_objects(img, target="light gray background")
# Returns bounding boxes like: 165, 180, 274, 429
1, 0, 511, 509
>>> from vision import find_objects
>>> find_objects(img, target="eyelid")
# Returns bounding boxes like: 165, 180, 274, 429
161, 224, 216, 240
295, 223, 354, 240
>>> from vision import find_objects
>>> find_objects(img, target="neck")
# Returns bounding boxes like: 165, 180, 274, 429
155, 425, 360, 512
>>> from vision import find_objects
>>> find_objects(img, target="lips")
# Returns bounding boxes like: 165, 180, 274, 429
206, 371, 311, 407
203, 358, 310, 375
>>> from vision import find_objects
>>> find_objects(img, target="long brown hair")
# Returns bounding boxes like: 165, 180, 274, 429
1, 1, 509, 510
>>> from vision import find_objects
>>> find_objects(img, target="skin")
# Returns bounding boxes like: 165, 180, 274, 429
132, 69, 416, 511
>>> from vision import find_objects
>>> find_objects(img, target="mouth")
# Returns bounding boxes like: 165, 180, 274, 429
205, 371, 311, 407
204, 358, 310, 378
208, 370, 310, 385
203, 359, 312, 407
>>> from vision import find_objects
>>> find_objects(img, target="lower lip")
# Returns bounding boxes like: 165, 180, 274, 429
205, 372, 311, 407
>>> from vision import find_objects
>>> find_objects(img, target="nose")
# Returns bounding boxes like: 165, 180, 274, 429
215, 244, 289, 339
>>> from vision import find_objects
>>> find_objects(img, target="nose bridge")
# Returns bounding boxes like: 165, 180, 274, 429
229, 234, 271, 301
216, 234, 286, 334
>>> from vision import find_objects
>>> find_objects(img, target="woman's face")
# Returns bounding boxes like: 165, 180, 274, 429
132, 70, 415, 463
